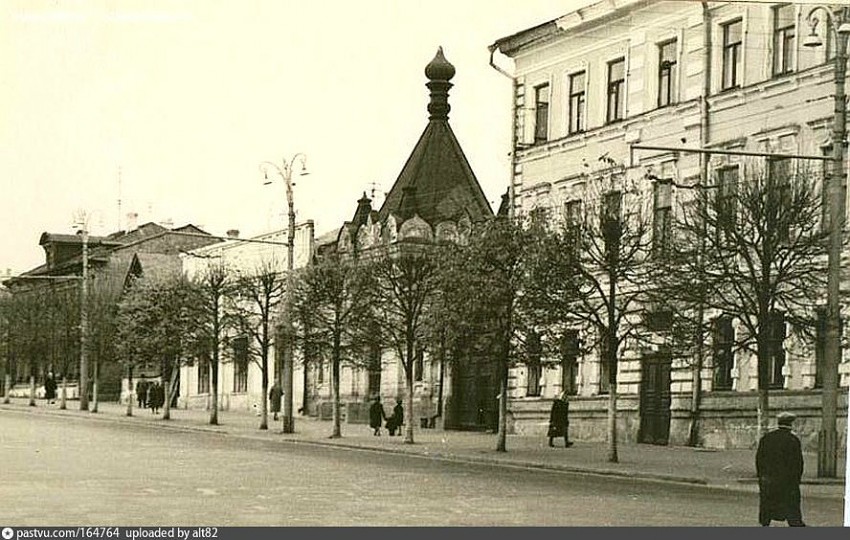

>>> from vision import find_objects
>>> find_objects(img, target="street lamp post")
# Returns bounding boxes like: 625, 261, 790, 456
79, 225, 89, 412
803, 5, 850, 478
260, 153, 308, 434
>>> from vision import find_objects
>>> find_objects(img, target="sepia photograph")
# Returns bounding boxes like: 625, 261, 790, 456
0, 0, 847, 529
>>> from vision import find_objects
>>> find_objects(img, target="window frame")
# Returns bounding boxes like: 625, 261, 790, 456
568, 70, 587, 134
526, 331, 543, 397
653, 179, 673, 256
721, 19, 743, 90
716, 165, 739, 235
560, 330, 580, 396
657, 39, 678, 108
232, 336, 249, 394
772, 4, 796, 77
713, 315, 735, 390
534, 83, 550, 144
606, 58, 626, 124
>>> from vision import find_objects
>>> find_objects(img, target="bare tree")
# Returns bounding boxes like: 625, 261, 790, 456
291, 254, 373, 438
662, 161, 826, 438
370, 247, 442, 444
529, 166, 656, 463
116, 274, 197, 420
232, 259, 287, 430
191, 261, 234, 426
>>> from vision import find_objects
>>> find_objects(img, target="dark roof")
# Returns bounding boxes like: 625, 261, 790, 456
377, 120, 493, 225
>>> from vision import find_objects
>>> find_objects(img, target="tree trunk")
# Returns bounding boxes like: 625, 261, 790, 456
60, 374, 67, 410
259, 353, 269, 431
756, 322, 771, 441
164, 366, 179, 421
3, 372, 11, 404
687, 323, 705, 447
607, 385, 619, 463
404, 336, 415, 445
331, 348, 341, 439
126, 366, 133, 417
496, 361, 508, 452
91, 360, 99, 413
28, 374, 36, 406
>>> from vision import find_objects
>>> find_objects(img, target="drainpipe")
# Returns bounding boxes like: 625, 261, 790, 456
687, 1, 712, 448
489, 46, 517, 219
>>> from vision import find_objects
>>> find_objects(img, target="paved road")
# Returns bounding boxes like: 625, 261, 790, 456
0, 410, 843, 526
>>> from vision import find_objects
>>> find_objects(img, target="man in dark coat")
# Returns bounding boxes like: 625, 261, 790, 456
756, 411, 805, 527
44, 374, 57, 404
386, 398, 404, 436
369, 396, 386, 436
136, 379, 148, 408
547, 392, 573, 448
269, 382, 283, 421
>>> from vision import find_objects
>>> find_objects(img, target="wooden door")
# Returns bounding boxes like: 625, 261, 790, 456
639, 354, 672, 445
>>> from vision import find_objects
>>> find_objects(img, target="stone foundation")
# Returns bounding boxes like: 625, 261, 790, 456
509, 390, 848, 452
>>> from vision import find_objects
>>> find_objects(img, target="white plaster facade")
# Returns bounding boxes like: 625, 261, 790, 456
492, 0, 850, 448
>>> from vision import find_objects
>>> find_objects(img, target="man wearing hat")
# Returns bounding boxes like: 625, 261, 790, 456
755, 411, 805, 526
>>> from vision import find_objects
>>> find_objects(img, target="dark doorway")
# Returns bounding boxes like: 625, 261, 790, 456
639, 352, 672, 445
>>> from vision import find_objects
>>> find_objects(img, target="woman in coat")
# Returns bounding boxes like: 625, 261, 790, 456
547, 392, 573, 448
269, 382, 283, 421
369, 396, 386, 436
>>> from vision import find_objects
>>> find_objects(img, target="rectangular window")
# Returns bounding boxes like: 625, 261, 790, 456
197, 354, 210, 394
414, 347, 424, 382
534, 84, 550, 144
317, 360, 324, 385
599, 331, 611, 394
564, 199, 582, 258
768, 157, 792, 242
367, 344, 381, 396
232, 336, 248, 393
658, 40, 677, 107
568, 71, 586, 133
607, 58, 626, 123
603, 190, 623, 224
768, 311, 786, 389
773, 4, 795, 76
560, 330, 580, 396
713, 316, 735, 390
529, 206, 551, 227
716, 166, 739, 234
526, 331, 542, 397
722, 19, 743, 90
653, 179, 673, 255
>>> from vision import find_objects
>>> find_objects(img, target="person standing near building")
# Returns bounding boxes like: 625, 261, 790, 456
547, 391, 573, 448
269, 381, 283, 421
136, 378, 148, 408
369, 396, 386, 436
44, 373, 57, 405
756, 411, 805, 527
387, 398, 404, 436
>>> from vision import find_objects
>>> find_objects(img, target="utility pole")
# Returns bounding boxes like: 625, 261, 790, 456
803, 4, 849, 478
79, 226, 89, 411
261, 153, 308, 434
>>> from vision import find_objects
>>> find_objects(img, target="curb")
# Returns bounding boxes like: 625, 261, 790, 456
2, 404, 845, 500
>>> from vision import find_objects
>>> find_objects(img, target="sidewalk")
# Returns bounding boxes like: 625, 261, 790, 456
1, 397, 845, 500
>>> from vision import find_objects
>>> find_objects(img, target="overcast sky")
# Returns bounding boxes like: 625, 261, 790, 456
0, 0, 581, 275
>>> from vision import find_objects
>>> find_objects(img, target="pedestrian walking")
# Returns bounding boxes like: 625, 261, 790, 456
756, 411, 805, 527
386, 398, 404, 436
269, 382, 283, 421
149, 381, 164, 415
136, 378, 148, 408
547, 391, 573, 448
369, 396, 386, 436
44, 373, 57, 405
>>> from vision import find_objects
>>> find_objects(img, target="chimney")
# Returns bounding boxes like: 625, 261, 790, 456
126, 212, 138, 232
226, 229, 240, 239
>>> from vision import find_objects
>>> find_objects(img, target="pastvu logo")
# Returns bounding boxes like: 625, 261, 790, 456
2, 527, 14, 540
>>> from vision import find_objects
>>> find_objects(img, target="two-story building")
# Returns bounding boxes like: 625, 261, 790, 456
490, 0, 849, 449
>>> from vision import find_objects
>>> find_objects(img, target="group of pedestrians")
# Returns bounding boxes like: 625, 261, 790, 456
369, 396, 404, 436
134, 379, 165, 414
